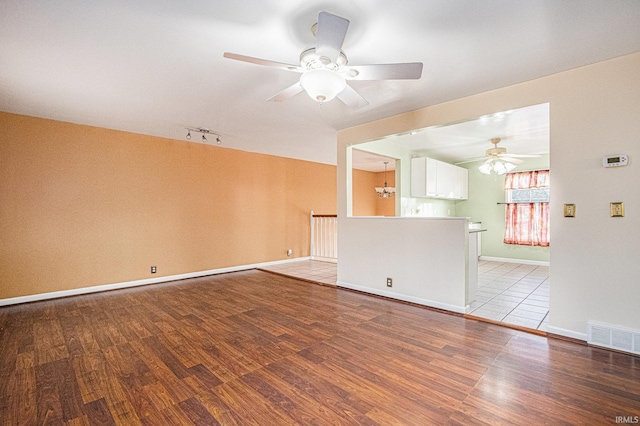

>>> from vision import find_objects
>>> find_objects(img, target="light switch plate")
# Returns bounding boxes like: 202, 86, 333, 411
610, 202, 624, 217
564, 204, 576, 217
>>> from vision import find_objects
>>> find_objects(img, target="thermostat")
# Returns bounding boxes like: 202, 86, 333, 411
602, 154, 628, 168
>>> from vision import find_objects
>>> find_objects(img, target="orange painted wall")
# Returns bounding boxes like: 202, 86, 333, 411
352, 169, 395, 216
352, 169, 378, 216
0, 112, 336, 299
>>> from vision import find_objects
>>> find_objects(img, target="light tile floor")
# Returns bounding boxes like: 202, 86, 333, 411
470, 260, 549, 331
259, 258, 549, 331
259, 259, 337, 286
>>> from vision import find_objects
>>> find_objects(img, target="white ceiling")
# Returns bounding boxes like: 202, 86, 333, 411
352, 149, 399, 172
352, 102, 550, 171
1, 1, 640, 167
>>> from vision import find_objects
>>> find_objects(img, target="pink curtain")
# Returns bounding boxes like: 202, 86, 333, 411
504, 169, 550, 190
504, 170, 550, 247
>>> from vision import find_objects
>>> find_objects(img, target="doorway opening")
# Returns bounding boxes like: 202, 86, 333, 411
344, 102, 550, 331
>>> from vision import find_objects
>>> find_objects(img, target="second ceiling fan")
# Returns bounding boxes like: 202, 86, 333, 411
223, 11, 423, 109
461, 137, 541, 175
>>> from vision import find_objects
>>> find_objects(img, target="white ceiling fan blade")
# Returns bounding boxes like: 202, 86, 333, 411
345, 63, 423, 80
455, 156, 490, 165
499, 153, 542, 158
223, 52, 303, 73
267, 82, 304, 102
315, 12, 349, 63
337, 84, 369, 109
500, 157, 524, 164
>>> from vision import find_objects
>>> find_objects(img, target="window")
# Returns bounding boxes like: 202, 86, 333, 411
503, 170, 550, 247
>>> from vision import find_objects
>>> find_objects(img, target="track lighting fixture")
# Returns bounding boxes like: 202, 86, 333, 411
184, 127, 222, 145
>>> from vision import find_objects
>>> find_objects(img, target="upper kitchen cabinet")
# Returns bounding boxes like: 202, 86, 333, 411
411, 157, 468, 200
450, 162, 468, 200
411, 157, 436, 197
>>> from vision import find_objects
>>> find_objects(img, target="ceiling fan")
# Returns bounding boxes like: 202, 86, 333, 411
459, 138, 541, 175
223, 11, 423, 109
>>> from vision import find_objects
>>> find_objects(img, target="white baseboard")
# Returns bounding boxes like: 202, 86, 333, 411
479, 256, 550, 267
547, 325, 587, 342
0, 257, 311, 307
336, 281, 467, 314
310, 257, 337, 263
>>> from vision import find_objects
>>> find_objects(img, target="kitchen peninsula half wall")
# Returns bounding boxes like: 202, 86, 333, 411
337, 216, 479, 314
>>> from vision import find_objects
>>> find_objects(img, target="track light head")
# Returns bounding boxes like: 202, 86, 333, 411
184, 127, 221, 145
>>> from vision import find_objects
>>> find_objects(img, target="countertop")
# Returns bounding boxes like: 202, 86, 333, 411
469, 229, 487, 233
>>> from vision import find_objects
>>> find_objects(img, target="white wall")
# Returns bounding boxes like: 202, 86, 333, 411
338, 52, 640, 340
337, 217, 468, 313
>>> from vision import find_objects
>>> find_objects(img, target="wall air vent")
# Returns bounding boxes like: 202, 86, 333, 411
588, 321, 640, 356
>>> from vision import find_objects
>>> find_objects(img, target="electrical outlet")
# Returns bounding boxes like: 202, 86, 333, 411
387, 277, 393, 287
151, 266, 157, 273
287, 249, 292, 257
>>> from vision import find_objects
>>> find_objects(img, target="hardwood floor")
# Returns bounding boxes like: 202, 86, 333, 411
1, 270, 639, 425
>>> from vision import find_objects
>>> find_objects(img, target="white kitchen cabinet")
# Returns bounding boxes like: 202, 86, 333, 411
436, 161, 454, 198
426, 158, 437, 196
452, 166, 468, 199
411, 157, 438, 197
411, 157, 468, 200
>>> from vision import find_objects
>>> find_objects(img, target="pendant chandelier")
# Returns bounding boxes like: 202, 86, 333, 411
375, 161, 396, 198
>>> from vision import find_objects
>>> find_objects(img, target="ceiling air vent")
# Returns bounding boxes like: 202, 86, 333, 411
588, 321, 640, 356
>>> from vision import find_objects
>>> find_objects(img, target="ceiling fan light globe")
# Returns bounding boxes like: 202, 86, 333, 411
478, 163, 492, 174
493, 161, 507, 174
300, 69, 346, 103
